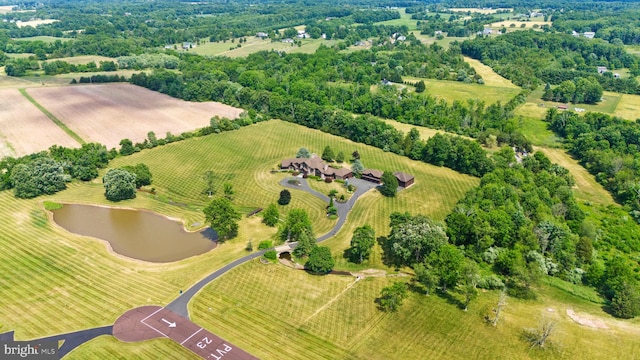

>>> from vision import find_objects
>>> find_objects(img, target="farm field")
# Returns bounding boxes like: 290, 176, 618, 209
188, 37, 337, 58
13, 36, 71, 43
613, 93, 640, 120
374, 9, 418, 30
411, 32, 471, 48
463, 56, 518, 88
489, 20, 551, 29
44, 55, 116, 65
26, 84, 244, 149
403, 76, 520, 104
0, 88, 79, 157
534, 146, 615, 205
185, 256, 640, 360
449, 7, 513, 14
514, 88, 622, 119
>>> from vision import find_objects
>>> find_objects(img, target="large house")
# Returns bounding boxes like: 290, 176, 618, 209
281, 156, 353, 180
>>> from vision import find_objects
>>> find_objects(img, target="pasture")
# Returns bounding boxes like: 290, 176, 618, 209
374, 9, 418, 30
463, 56, 518, 88
449, 8, 513, 14
43, 55, 116, 65
13, 36, 71, 43
0, 88, 79, 157
613, 93, 640, 120
490, 20, 551, 29
186, 256, 640, 360
26, 84, 244, 149
534, 146, 616, 205
514, 88, 622, 119
403, 76, 521, 105
189, 37, 337, 58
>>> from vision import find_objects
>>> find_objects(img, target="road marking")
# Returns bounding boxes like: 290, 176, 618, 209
140, 307, 164, 323
161, 318, 177, 328
180, 327, 203, 345
140, 320, 169, 338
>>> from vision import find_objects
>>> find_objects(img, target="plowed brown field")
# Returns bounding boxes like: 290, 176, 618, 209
0, 88, 79, 157
27, 84, 244, 149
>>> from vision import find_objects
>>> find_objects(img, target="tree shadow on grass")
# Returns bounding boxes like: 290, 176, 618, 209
435, 288, 465, 310
377, 236, 402, 269
199, 227, 218, 242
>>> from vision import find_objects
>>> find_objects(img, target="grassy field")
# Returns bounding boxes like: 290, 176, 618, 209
463, 57, 519, 88
13, 36, 71, 43
403, 76, 520, 105
412, 32, 471, 48
449, 8, 513, 14
514, 88, 622, 119
516, 116, 562, 148
44, 55, 116, 65
374, 9, 418, 30
187, 256, 640, 360
188, 37, 337, 58
534, 146, 615, 205
613, 93, 640, 120
66, 336, 197, 359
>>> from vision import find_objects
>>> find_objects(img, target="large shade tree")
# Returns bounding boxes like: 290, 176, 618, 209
204, 197, 241, 240
103, 168, 136, 201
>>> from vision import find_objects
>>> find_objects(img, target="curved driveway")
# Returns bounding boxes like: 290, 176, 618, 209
20, 176, 376, 357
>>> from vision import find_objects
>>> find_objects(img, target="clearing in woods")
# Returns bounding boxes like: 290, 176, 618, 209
463, 57, 519, 88
0, 88, 80, 157
26, 84, 244, 149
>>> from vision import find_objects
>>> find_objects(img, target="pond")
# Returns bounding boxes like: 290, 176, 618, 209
52, 204, 216, 263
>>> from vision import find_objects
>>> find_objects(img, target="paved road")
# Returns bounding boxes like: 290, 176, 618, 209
14, 176, 375, 358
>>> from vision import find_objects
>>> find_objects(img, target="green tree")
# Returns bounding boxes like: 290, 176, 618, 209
223, 182, 234, 199
305, 246, 335, 274
296, 147, 311, 158
103, 168, 136, 202
377, 282, 408, 312
122, 163, 152, 188
388, 215, 448, 265
262, 203, 279, 227
322, 145, 335, 162
10, 157, 68, 198
203, 197, 241, 240
415, 80, 426, 93
461, 260, 480, 311
429, 244, 465, 292
413, 262, 437, 295
278, 189, 291, 205
336, 151, 345, 163
351, 159, 364, 177
203, 170, 215, 197
293, 228, 316, 257
610, 282, 640, 319
282, 208, 313, 243
119, 139, 135, 156
352, 151, 360, 160
380, 171, 398, 197
348, 225, 376, 263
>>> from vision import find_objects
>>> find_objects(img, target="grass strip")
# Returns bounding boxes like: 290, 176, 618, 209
19, 88, 86, 145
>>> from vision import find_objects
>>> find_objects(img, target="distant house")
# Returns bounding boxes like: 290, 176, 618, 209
584, 32, 595, 39
256, 32, 269, 38
597, 66, 607, 74
483, 28, 493, 35
182, 42, 195, 49
355, 41, 366, 46
572, 31, 580, 37
282, 38, 294, 43
321, 33, 327, 39
281, 156, 352, 180
557, 105, 568, 110
434, 30, 443, 35
297, 30, 308, 39
394, 172, 415, 188
381, 78, 392, 86
396, 35, 407, 41
164, 45, 173, 50
529, 11, 543, 18
361, 169, 383, 184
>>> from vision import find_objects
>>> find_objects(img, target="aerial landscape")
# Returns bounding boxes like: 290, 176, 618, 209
1, 0, 640, 359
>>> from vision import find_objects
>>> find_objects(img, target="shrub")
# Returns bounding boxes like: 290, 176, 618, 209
292, 171, 300, 176
258, 240, 273, 250
264, 250, 277, 261
478, 275, 505, 290
278, 189, 291, 205
325, 177, 333, 183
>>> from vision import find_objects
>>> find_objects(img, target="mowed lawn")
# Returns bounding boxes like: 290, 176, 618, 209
188, 257, 640, 360
613, 93, 640, 120
403, 76, 520, 105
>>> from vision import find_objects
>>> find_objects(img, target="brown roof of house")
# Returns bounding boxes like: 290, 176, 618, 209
334, 168, 352, 177
362, 169, 383, 178
282, 156, 326, 171
393, 171, 414, 182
